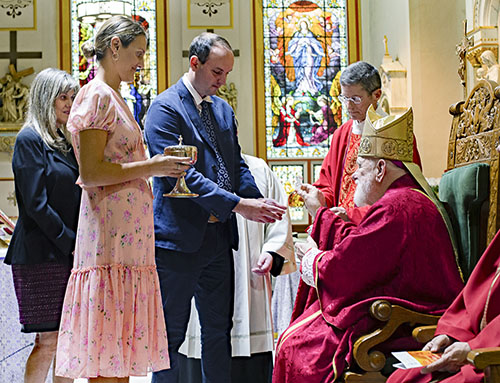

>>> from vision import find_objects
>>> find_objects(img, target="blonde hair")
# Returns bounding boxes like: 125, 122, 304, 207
81, 15, 146, 61
23, 68, 79, 152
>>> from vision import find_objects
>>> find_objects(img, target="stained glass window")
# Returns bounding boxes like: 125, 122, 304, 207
312, 162, 322, 182
262, 0, 349, 225
70, 0, 157, 129
271, 163, 307, 223
263, 0, 347, 159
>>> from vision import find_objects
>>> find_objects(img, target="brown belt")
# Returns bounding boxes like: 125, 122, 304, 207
208, 214, 220, 223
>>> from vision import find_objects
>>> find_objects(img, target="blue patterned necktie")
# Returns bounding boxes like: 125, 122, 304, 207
200, 101, 232, 191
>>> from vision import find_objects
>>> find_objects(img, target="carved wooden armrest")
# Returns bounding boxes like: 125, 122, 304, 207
352, 300, 440, 372
412, 325, 437, 344
467, 348, 500, 369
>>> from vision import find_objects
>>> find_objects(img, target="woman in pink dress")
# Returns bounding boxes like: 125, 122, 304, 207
55, 16, 191, 382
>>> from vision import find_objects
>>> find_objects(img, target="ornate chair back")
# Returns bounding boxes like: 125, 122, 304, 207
443, 79, 500, 280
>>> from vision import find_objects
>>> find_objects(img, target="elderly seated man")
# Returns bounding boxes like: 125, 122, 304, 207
272, 106, 464, 383
386, 141, 500, 383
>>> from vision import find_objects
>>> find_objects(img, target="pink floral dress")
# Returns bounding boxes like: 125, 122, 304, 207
55, 79, 169, 378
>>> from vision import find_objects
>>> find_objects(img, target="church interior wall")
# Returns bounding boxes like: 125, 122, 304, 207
169, 0, 256, 156
407, 0, 466, 178
0, 1, 59, 217
0, 1, 58, 89
361, 0, 466, 178
361, 0, 411, 94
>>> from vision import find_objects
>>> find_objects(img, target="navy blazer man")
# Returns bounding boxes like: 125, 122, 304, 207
145, 33, 285, 383
145, 78, 262, 252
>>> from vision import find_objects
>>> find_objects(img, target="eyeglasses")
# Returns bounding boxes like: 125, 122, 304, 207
339, 94, 363, 105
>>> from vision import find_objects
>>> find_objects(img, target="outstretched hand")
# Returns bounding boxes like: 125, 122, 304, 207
233, 198, 286, 223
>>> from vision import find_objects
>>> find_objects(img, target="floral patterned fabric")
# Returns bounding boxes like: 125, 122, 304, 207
55, 79, 169, 378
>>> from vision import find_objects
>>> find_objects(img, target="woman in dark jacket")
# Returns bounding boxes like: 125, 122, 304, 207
4, 68, 80, 383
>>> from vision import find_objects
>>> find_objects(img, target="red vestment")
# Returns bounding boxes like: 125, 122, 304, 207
273, 175, 463, 383
387, 230, 500, 383
273, 105, 309, 147
314, 119, 423, 223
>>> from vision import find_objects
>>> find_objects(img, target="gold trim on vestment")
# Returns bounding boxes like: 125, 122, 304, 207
276, 309, 322, 355
315, 250, 341, 381
332, 345, 340, 382
405, 161, 463, 281
314, 250, 337, 327
480, 265, 500, 330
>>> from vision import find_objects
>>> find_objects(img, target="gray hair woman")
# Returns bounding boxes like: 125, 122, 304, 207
4, 67, 80, 383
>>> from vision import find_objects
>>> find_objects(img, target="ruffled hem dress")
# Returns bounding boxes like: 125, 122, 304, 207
55, 79, 170, 378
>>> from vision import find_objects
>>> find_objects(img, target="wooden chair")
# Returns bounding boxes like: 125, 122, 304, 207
409, 79, 500, 383
343, 79, 500, 382
446, 79, 500, 253
343, 301, 440, 382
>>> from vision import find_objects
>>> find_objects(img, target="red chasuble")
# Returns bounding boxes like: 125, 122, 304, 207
387, 230, 500, 383
273, 174, 463, 383
314, 119, 423, 224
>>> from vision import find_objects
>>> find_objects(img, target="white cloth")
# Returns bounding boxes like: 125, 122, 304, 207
271, 263, 301, 337
179, 154, 296, 358
182, 74, 212, 113
300, 248, 321, 287
352, 104, 387, 135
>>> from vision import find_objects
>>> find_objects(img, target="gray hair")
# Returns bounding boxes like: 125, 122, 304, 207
189, 32, 232, 64
81, 15, 146, 61
340, 61, 381, 94
23, 68, 80, 152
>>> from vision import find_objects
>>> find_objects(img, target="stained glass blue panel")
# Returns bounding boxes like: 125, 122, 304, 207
263, 0, 348, 159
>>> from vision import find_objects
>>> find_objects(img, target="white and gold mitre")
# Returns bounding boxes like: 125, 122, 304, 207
358, 105, 414, 162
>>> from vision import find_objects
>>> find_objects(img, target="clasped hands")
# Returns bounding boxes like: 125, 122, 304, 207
420, 334, 471, 374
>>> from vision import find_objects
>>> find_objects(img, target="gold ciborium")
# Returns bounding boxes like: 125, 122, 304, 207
163, 135, 198, 198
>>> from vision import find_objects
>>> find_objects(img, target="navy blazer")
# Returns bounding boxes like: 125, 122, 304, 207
4, 127, 81, 266
144, 78, 263, 253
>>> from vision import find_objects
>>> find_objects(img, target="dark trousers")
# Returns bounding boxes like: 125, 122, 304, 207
152, 223, 234, 383
178, 352, 274, 383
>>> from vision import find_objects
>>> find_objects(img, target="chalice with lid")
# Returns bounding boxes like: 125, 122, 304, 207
163, 135, 198, 198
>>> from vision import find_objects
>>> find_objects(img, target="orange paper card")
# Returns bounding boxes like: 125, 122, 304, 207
392, 350, 442, 369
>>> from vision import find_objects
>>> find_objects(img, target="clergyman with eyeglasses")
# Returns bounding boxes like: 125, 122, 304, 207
296, 61, 422, 224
